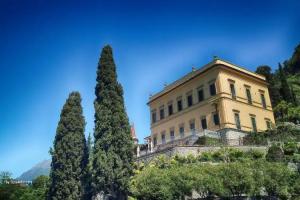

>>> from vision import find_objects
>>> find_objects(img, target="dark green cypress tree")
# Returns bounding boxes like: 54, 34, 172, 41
278, 63, 294, 103
92, 45, 134, 199
87, 132, 93, 165
48, 92, 88, 200
84, 133, 93, 200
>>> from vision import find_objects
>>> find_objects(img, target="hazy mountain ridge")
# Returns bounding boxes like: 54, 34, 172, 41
18, 159, 51, 181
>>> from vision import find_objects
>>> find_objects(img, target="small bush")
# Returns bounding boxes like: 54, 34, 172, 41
194, 136, 222, 146
266, 144, 285, 162
283, 141, 299, 155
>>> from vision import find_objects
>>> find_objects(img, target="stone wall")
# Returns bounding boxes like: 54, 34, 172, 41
136, 145, 267, 163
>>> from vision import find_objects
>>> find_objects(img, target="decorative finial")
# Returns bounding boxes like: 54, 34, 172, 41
213, 55, 219, 60
192, 66, 196, 72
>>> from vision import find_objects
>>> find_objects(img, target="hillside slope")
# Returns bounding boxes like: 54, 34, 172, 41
18, 159, 51, 181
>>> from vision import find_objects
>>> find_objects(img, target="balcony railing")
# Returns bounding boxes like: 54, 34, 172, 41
151, 129, 221, 153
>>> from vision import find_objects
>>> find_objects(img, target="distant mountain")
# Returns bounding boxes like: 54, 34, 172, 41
18, 159, 51, 181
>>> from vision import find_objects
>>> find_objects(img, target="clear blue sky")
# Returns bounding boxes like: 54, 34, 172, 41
0, 0, 299, 177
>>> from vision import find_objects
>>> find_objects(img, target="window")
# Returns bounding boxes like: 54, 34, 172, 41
161, 132, 166, 144
190, 120, 195, 134
151, 110, 157, 123
266, 120, 272, 130
251, 116, 257, 132
159, 106, 165, 120
170, 129, 175, 140
179, 126, 184, 138
209, 83, 216, 96
213, 113, 220, 125
230, 83, 236, 99
187, 94, 193, 107
177, 99, 183, 112
168, 104, 173, 116
201, 117, 207, 129
260, 93, 267, 109
246, 88, 252, 104
198, 89, 204, 102
234, 112, 241, 130
153, 137, 157, 147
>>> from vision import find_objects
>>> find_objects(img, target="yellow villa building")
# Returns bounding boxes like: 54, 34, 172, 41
145, 58, 275, 152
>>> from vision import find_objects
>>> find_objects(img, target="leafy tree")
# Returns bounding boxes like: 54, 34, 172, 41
217, 162, 256, 198
32, 175, 49, 200
193, 164, 223, 198
48, 92, 88, 200
0, 171, 12, 184
287, 74, 300, 105
256, 65, 273, 81
167, 165, 194, 199
32, 175, 49, 190
274, 101, 300, 123
263, 162, 294, 199
279, 63, 294, 104
286, 44, 300, 74
131, 167, 175, 200
92, 45, 134, 199
274, 100, 291, 121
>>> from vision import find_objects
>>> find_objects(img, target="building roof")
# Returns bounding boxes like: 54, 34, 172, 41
148, 58, 266, 104
130, 124, 138, 141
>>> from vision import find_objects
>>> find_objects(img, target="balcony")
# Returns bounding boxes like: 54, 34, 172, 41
138, 129, 222, 156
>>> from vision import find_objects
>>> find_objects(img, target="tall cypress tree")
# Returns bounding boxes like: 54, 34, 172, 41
48, 92, 88, 200
84, 133, 93, 200
278, 63, 294, 103
92, 45, 133, 199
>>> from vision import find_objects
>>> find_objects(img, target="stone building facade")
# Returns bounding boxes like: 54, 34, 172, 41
145, 58, 275, 153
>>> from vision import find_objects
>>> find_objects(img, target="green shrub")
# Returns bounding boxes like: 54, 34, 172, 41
131, 166, 194, 200
194, 136, 222, 146
247, 149, 265, 160
263, 162, 295, 199
266, 144, 285, 162
243, 131, 268, 145
283, 141, 299, 155
243, 123, 300, 145
197, 152, 213, 162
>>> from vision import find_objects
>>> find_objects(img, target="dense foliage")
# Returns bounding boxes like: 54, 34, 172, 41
92, 45, 134, 199
0, 175, 49, 200
48, 92, 88, 200
131, 148, 300, 200
244, 123, 300, 145
256, 43, 300, 122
